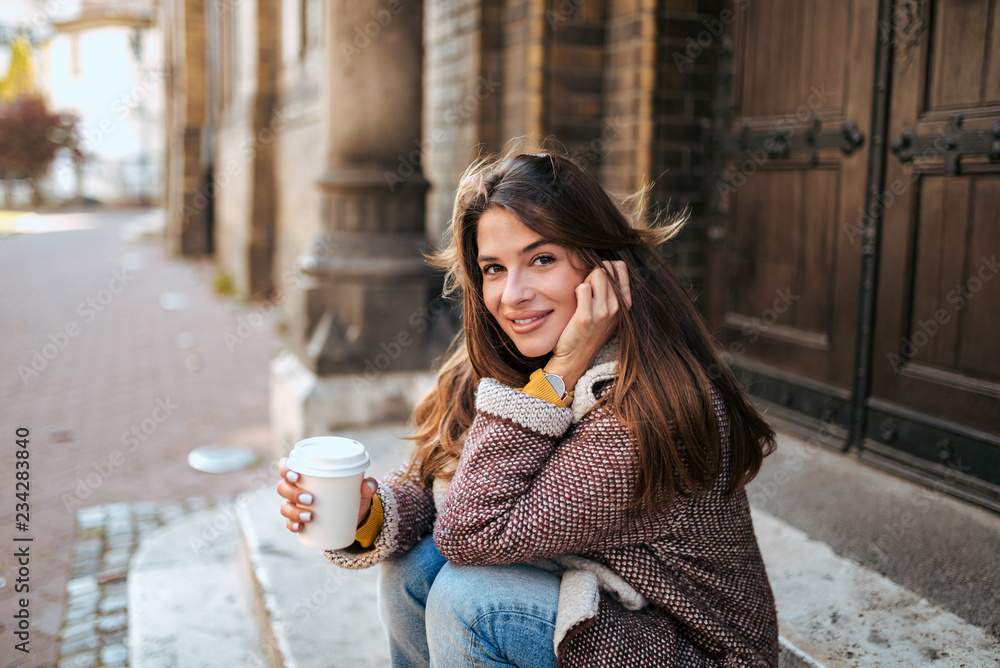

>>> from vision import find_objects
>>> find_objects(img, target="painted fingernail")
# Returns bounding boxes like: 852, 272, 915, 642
298, 492, 313, 505
286, 471, 299, 483
299, 511, 312, 522
291, 522, 300, 531
367, 480, 377, 493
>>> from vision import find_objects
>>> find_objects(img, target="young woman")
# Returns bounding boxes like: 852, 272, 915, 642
278, 150, 779, 666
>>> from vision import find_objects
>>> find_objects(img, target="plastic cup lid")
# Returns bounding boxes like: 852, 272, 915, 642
287, 437, 370, 477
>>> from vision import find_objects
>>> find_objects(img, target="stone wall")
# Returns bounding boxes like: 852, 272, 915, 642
423, 0, 503, 242
165, 0, 722, 349
272, 0, 324, 307
209, 0, 284, 300
162, 0, 212, 257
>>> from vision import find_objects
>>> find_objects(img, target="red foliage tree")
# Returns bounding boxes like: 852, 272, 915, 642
0, 94, 84, 205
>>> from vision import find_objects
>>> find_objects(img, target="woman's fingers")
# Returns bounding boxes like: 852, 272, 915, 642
610, 260, 632, 308
589, 265, 610, 319
599, 260, 631, 311
277, 457, 315, 534
277, 457, 300, 484
280, 499, 313, 528
358, 477, 378, 527
277, 477, 314, 505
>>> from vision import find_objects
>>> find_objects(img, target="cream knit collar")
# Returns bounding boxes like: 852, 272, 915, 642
570, 338, 619, 424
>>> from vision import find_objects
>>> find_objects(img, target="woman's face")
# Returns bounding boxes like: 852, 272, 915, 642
476, 207, 587, 359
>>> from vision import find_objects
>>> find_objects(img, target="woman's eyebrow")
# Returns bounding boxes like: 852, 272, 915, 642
478, 239, 552, 263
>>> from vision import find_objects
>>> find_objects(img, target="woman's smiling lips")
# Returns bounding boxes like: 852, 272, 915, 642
506, 310, 554, 334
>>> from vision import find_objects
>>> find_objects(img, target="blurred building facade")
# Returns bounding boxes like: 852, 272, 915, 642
161, 0, 1000, 514
0, 0, 164, 206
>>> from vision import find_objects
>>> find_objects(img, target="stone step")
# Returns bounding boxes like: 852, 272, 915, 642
129, 422, 1000, 667
755, 507, 1000, 666
237, 486, 389, 668
234, 423, 411, 668
233, 487, 825, 668
128, 505, 268, 667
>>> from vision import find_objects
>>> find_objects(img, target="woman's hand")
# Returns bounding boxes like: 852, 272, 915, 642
277, 458, 379, 533
545, 260, 631, 391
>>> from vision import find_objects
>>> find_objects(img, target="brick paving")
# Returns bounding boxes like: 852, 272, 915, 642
56, 497, 233, 668
0, 208, 283, 667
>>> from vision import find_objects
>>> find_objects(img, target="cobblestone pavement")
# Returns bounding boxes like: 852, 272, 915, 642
56, 498, 232, 668
0, 208, 283, 667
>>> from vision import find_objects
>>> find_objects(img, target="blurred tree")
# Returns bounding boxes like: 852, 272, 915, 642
0, 38, 85, 207
0, 95, 85, 207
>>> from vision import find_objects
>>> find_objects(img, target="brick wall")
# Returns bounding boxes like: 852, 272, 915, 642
601, 0, 645, 193
545, 0, 606, 161
650, 0, 723, 299
420, 0, 717, 300
424, 0, 501, 241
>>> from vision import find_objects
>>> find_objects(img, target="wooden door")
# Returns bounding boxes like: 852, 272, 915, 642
705, 0, 880, 444
865, 0, 1000, 510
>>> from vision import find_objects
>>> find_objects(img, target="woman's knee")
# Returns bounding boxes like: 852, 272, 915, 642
425, 562, 559, 665
379, 536, 447, 609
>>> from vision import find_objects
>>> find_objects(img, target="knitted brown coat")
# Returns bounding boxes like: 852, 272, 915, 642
326, 348, 779, 667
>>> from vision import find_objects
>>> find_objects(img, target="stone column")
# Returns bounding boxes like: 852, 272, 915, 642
271, 0, 444, 453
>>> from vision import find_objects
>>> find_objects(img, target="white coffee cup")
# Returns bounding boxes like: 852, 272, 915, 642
286, 436, 371, 550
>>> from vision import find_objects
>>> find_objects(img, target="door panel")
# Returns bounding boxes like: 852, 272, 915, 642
707, 0, 876, 438
866, 0, 1000, 508
708, 0, 1000, 511
927, 1, 1000, 108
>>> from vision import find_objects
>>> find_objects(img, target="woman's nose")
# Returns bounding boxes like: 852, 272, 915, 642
501, 270, 533, 306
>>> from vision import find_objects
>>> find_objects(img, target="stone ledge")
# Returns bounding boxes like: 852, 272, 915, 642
269, 348, 436, 458
754, 507, 1000, 666
128, 507, 266, 667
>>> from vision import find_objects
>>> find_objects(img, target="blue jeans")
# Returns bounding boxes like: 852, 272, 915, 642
378, 536, 560, 668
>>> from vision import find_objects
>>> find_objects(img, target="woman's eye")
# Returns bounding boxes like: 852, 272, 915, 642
534, 255, 556, 266
481, 264, 502, 276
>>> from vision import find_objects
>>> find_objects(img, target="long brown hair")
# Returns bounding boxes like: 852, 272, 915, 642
408, 147, 775, 511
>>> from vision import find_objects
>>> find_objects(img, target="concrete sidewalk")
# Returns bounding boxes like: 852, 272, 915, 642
0, 208, 283, 667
